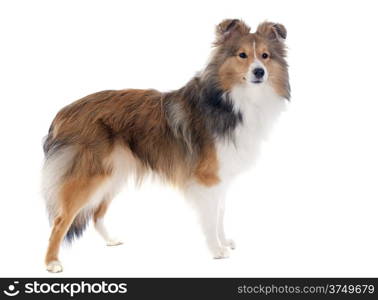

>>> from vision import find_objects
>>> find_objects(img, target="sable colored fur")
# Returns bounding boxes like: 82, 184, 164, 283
42, 19, 290, 273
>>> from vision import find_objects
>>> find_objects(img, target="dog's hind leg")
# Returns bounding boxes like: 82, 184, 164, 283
94, 198, 123, 246
45, 175, 105, 273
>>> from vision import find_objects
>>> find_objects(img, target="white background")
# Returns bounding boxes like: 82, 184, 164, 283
1, 0, 377, 277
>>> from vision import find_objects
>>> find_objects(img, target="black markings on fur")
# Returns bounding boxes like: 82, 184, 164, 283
64, 214, 90, 244
43, 125, 55, 156
43, 124, 71, 159
225, 19, 239, 32
200, 85, 242, 138
43, 137, 69, 158
273, 24, 287, 39
178, 78, 243, 142
46, 208, 90, 244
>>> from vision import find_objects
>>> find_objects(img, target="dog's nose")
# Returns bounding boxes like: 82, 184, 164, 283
253, 68, 265, 79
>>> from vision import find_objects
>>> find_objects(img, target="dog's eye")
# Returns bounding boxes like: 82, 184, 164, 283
262, 53, 269, 59
239, 52, 247, 59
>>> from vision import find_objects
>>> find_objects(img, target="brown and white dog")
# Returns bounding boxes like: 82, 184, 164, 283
42, 19, 290, 272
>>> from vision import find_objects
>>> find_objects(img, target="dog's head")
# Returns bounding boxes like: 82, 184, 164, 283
207, 19, 290, 99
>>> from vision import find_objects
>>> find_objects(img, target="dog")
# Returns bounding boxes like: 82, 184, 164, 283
42, 19, 290, 272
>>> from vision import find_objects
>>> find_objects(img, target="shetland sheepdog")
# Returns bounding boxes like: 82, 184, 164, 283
42, 19, 290, 272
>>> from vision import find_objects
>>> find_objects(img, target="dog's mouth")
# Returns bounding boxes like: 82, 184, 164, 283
252, 80, 263, 84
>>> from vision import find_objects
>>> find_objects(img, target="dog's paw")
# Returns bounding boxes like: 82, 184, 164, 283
106, 239, 123, 247
46, 260, 63, 273
212, 246, 230, 259
226, 239, 236, 250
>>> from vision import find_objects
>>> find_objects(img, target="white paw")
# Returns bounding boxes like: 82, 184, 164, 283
46, 260, 63, 273
106, 239, 123, 247
212, 246, 230, 259
226, 239, 236, 250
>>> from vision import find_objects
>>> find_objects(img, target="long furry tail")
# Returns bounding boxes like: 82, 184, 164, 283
64, 212, 91, 243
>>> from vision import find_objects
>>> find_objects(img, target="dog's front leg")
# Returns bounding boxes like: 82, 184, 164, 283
217, 195, 236, 250
184, 182, 230, 259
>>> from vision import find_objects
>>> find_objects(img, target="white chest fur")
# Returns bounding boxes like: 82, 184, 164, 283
216, 83, 287, 181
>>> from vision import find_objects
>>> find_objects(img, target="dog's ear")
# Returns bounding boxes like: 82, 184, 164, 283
256, 22, 287, 42
214, 19, 250, 45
